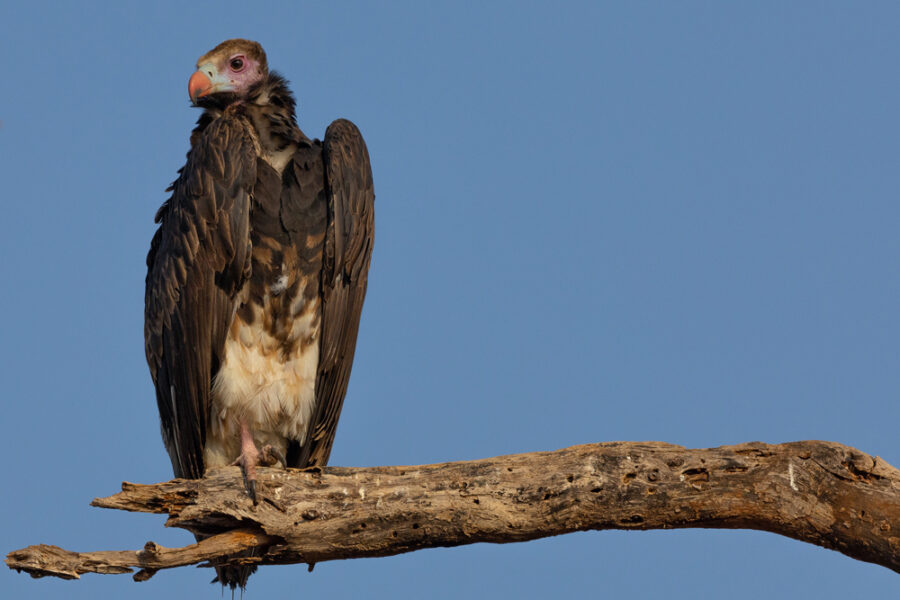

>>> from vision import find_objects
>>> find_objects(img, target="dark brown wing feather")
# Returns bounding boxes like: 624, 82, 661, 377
291, 119, 374, 468
144, 115, 256, 479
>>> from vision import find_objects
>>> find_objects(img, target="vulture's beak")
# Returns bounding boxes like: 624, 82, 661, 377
189, 63, 233, 104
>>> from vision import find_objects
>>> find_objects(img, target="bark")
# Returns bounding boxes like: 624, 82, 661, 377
6, 440, 900, 581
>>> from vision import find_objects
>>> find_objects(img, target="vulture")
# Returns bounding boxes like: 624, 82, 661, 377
144, 39, 374, 588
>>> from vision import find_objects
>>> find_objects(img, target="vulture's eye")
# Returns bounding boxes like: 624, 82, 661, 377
230, 58, 245, 71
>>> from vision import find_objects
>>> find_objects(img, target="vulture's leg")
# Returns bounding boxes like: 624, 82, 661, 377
232, 420, 262, 504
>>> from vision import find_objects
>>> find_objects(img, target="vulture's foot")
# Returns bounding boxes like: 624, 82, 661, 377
232, 422, 263, 504
260, 444, 286, 468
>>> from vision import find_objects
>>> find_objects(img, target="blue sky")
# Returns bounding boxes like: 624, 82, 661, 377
3, 1, 900, 598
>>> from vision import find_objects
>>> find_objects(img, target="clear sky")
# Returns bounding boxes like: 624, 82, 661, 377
3, 1, 899, 598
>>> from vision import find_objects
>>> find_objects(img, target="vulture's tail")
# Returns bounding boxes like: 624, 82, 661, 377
212, 561, 258, 591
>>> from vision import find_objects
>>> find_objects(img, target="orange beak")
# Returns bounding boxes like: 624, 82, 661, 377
188, 71, 213, 103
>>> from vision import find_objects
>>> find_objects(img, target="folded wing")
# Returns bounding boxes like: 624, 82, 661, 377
144, 116, 257, 478
292, 119, 375, 468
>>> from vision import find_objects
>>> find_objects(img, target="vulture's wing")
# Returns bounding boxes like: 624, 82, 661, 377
144, 116, 256, 478
293, 119, 374, 468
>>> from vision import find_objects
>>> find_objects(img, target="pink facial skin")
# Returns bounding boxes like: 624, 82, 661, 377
189, 53, 264, 103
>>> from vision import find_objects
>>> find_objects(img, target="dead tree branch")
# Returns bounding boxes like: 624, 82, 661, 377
7, 440, 900, 581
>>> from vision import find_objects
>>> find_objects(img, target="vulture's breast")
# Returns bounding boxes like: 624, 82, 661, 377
204, 147, 328, 468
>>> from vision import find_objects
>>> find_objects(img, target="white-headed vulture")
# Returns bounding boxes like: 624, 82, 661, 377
144, 39, 374, 588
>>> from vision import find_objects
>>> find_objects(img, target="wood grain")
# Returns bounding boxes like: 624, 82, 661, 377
7, 441, 900, 581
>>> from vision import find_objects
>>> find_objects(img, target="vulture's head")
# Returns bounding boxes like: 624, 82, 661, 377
189, 39, 268, 106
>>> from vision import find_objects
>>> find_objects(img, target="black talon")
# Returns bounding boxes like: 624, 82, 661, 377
247, 479, 258, 505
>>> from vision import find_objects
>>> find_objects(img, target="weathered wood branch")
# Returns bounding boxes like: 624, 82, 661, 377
7, 441, 900, 581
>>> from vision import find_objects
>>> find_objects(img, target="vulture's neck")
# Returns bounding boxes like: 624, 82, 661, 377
191, 72, 310, 174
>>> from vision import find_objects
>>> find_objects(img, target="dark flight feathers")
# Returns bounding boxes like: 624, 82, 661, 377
291, 119, 375, 468
145, 117, 256, 479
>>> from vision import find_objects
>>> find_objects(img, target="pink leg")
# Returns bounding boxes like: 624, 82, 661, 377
230, 421, 286, 504
232, 421, 262, 504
